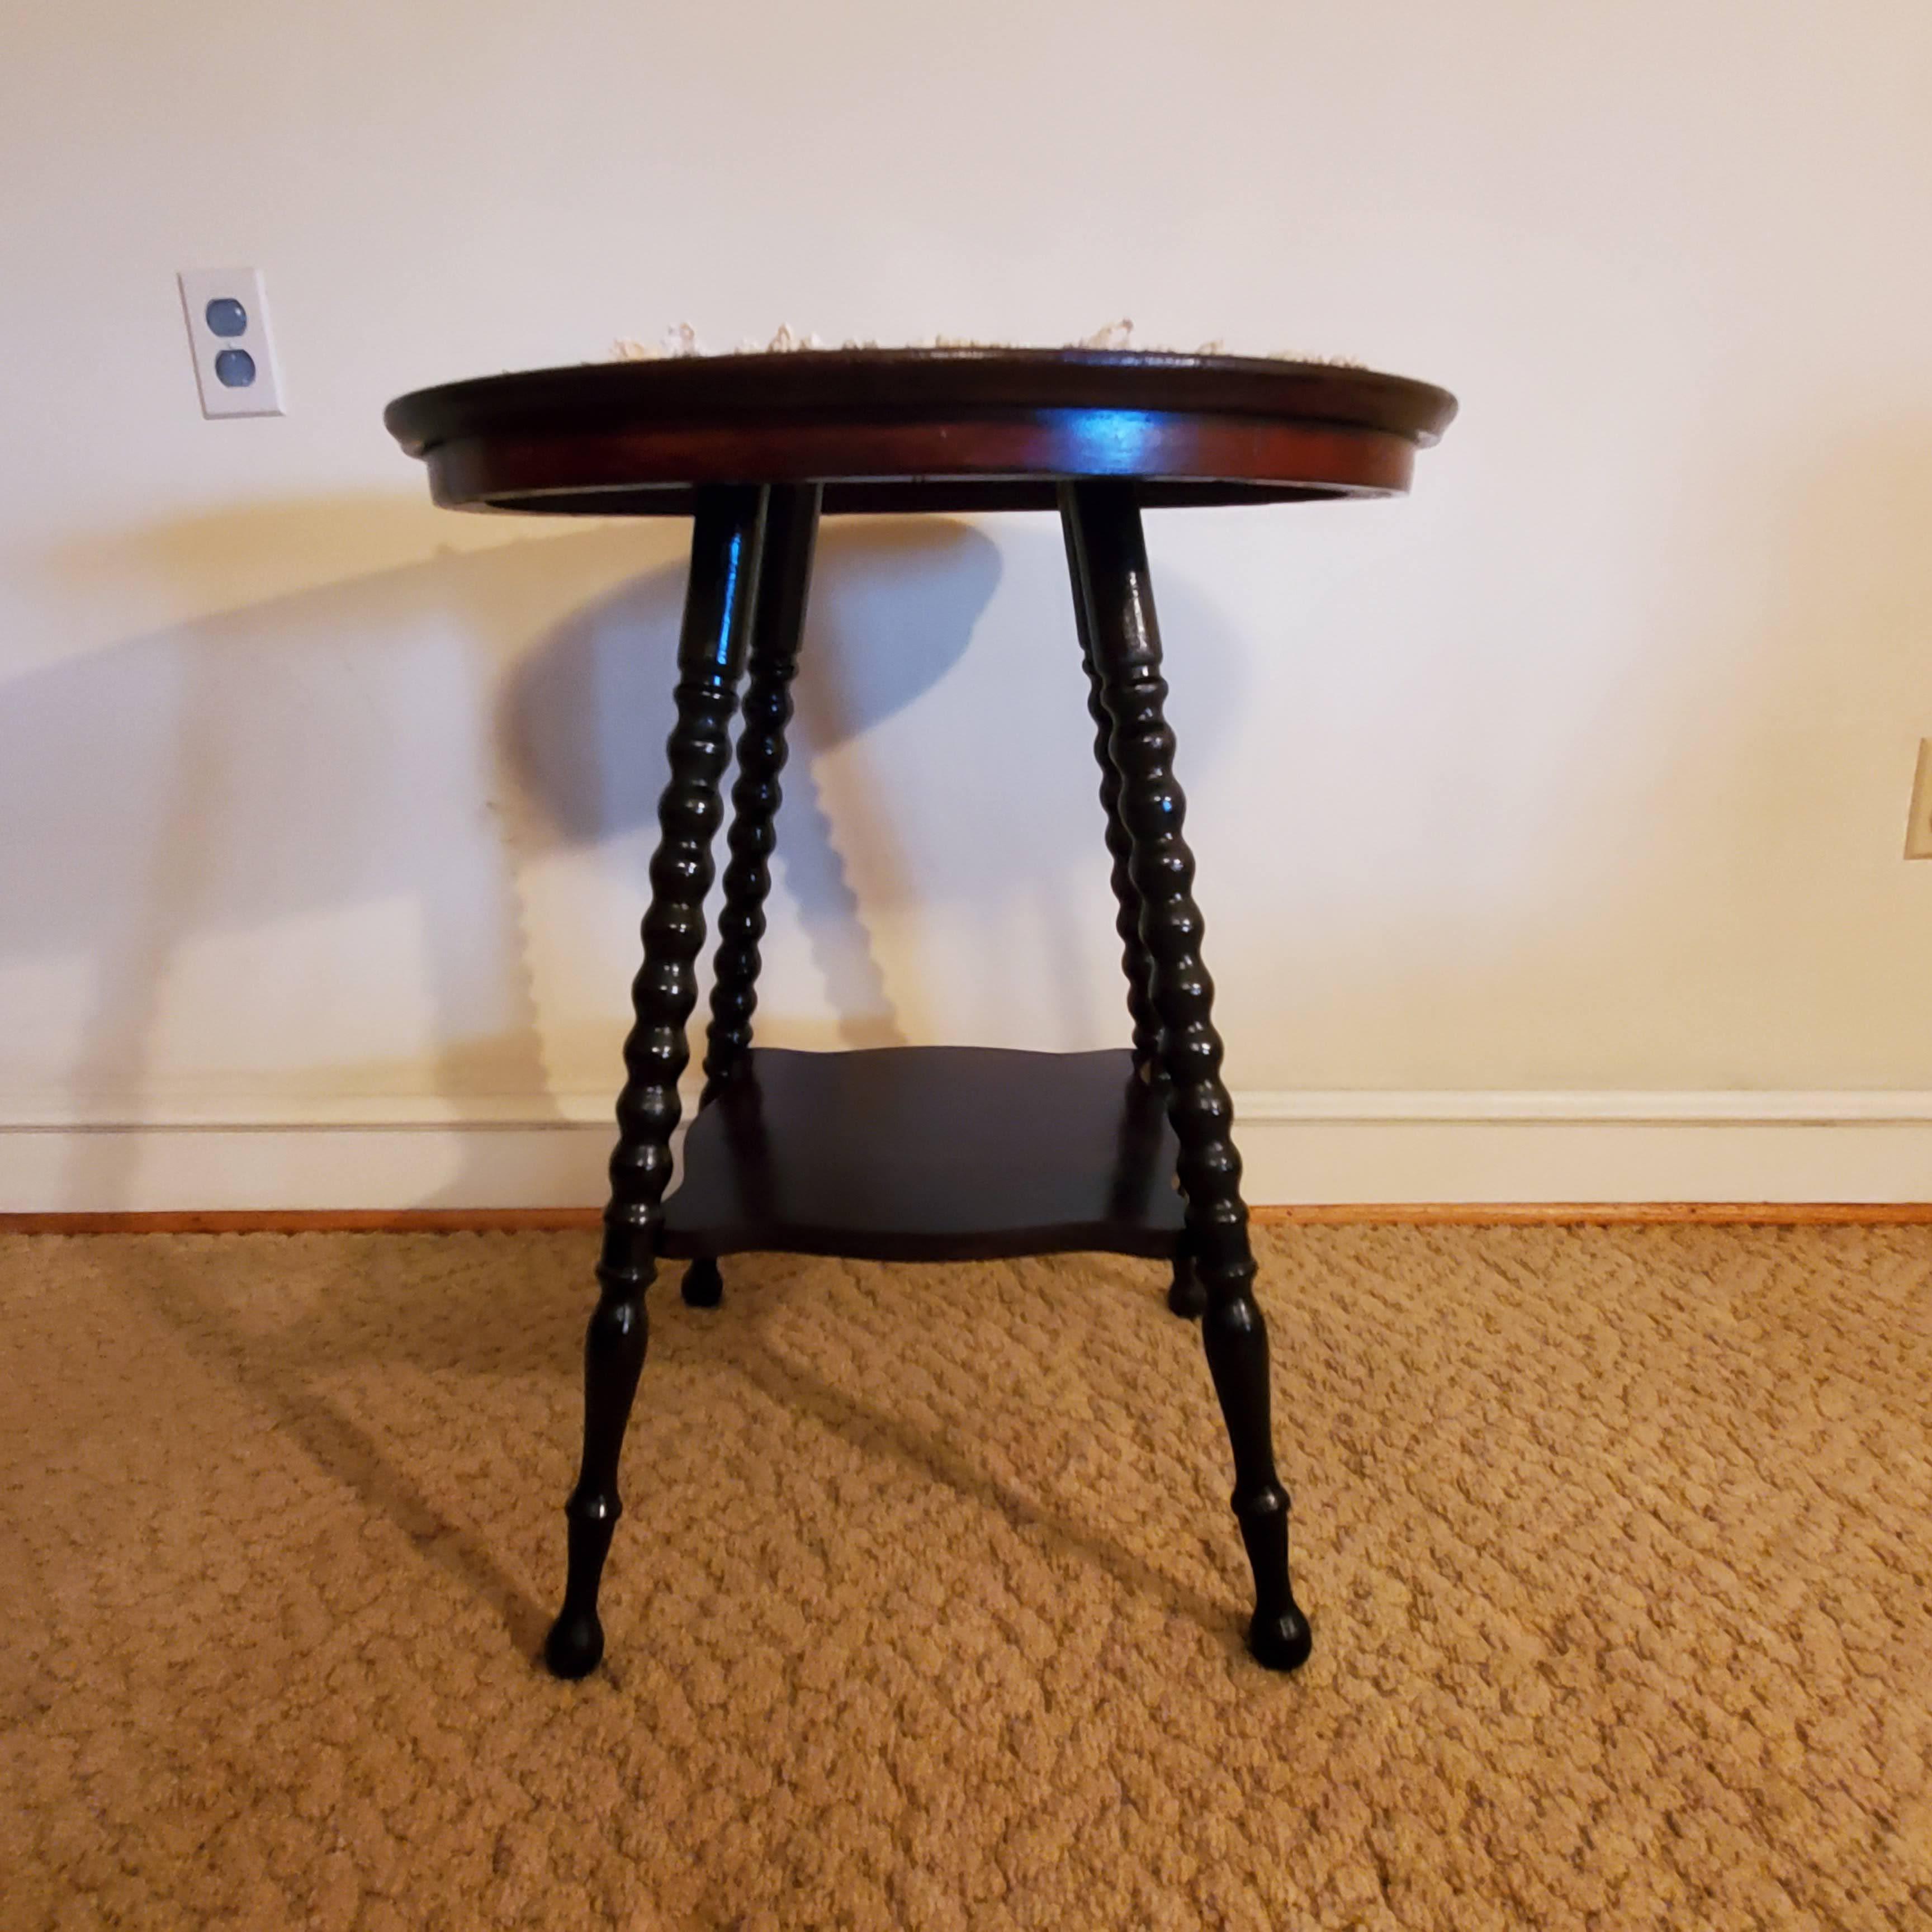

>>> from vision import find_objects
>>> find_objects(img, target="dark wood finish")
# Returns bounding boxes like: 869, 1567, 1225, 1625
419, 479, 1353, 517
415, 419, 1413, 517
1167, 1237, 1207, 1322
383, 347, 1456, 518
1062, 506, 1161, 1075
658, 1046, 1186, 1264
683, 484, 820, 1310
1064, 479, 1309, 1671
380, 345, 1462, 1684
699, 488, 818, 1097
1062, 491, 1188, 1318
387, 347, 1459, 446
546, 484, 766, 1682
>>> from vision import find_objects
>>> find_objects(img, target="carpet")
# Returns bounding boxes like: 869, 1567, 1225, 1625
2, 1225, 1926, 1929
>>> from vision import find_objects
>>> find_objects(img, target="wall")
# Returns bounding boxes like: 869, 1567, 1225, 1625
4, 0, 1931, 1206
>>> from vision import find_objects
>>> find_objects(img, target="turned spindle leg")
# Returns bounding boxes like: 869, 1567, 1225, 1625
1062, 480, 1311, 1673
544, 485, 768, 1680
1060, 500, 1163, 1074
1064, 493, 1196, 1315
682, 485, 821, 1313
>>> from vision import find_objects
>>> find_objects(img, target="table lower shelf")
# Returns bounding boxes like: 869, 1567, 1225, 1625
657, 1045, 1187, 1263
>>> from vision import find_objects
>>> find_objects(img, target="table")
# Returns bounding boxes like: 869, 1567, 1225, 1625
385, 348, 1457, 1680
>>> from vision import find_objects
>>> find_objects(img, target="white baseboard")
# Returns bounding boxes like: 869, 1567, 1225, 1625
1, 1124, 614, 1215
1231, 1089, 1932, 1207
6, 1090, 1932, 1213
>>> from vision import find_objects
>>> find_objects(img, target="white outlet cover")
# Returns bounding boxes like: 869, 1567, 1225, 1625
178, 267, 285, 418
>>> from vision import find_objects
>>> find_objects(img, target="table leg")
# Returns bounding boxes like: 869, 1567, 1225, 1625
682, 484, 822, 1311
1062, 479, 1311, 1673
1063, 494, 1198, 1317
1060, 499, 1163, 1073
545, 485, 768, 1680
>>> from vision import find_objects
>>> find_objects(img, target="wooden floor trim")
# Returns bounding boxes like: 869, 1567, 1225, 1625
1251, 1202, 1932, 1226
0, 1209, 606, 1235
3, 1202, 1931, 1235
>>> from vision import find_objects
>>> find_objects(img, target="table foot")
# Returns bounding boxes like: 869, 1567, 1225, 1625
1167, 1252, 1206, 1318
1211, 1300, 1309, 1673
1249, 1603, 1314, 1673
547, 1248, 648, 1678
544, 1604, 605, 1680
680, 1255, 724, 1308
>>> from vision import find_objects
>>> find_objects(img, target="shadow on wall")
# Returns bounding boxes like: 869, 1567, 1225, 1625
4, 493, 1254, 1209
504, 515, 1006, 1055
0, 501, 1006, 1206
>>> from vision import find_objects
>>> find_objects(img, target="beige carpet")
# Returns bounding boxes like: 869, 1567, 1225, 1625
2, 1225, 1927, 1930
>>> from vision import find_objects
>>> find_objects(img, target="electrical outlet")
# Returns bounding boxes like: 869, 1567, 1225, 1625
177, 267, 285, 418
1906, 740, 1932, 859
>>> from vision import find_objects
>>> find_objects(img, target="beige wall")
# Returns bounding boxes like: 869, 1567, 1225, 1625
4, 0, 1931, 1202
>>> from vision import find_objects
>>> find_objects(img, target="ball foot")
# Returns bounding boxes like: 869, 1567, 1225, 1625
1167, 1259, 1206, 1319
1247, 1602, 1313, 1673
543, 1607, 604, 1680
681, 1256, 723, 1309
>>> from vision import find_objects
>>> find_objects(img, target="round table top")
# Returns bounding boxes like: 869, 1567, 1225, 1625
384, 347, 1457, 517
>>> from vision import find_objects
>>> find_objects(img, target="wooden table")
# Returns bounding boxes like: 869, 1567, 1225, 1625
386, 348, 1457, 1680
